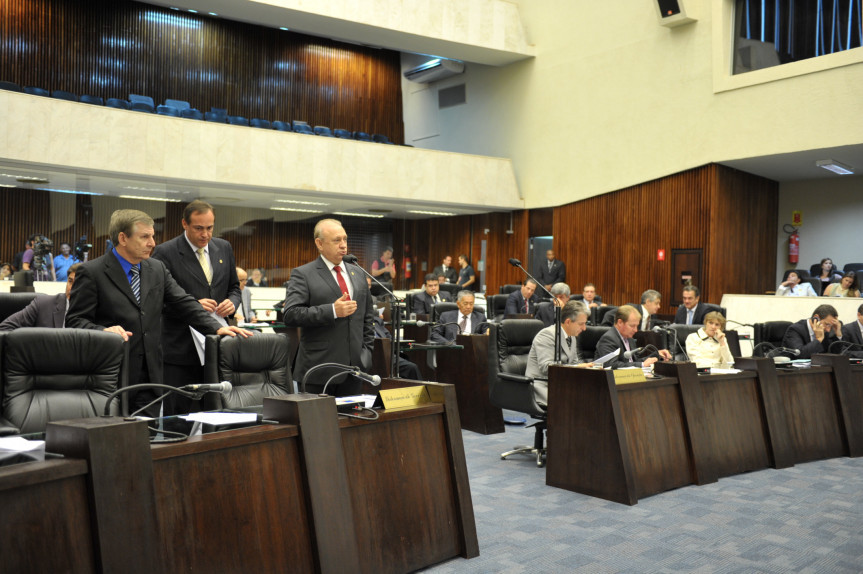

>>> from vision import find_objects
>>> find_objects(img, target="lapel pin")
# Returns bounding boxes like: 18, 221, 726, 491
350, 272, 355, 276
219, 259, 223, 264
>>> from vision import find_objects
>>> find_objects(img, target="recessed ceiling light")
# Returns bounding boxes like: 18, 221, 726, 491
118, 195, 182, 202
188, 9, 198, 13
816, 159, 854, 175
279, 27, 289, 31
334, 211, 385, 219
38, 188, 102, 196
407, 210, 457, 216
271, 207, 324, 213
209, 12, 218, 16
275, 199, 329, 206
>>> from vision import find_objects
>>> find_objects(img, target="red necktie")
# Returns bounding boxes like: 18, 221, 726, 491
524, 298, 529, 314
334, 266, 351, 300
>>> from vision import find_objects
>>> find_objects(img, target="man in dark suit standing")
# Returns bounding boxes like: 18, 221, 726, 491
782, 304, 843, 359
66, 209, 249, 416
536, 250, 565, 291
432, 255, 459, 284
283, 218, 375, 396
431, 290, 489, 343
412, 273, 452, 316
595, 305, 671, 369
151, 200, 242, 414
505, 279, 539, 316
0, 263, 81, 331
674, 285, 710, 325
841, 303, 863, 357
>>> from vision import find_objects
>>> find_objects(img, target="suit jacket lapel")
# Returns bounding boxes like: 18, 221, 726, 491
346, 263, 365, 299
179, 237, 210, 288
54, 294, 67, 328
315, 258, 342, 300
104, 254, 140, 307
139, 259, 157, 307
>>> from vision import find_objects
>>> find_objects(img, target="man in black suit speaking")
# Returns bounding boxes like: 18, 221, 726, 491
66, 209, 249, 415
151, 200, 242, 414
283, 218, 375, 396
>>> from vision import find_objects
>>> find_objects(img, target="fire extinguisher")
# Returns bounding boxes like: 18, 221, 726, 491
787, 226, 799, 264
404, 259, 412, 279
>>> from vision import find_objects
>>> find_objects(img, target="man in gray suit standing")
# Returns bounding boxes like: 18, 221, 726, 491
284, 218, 374, 396
151, 200, 242, 414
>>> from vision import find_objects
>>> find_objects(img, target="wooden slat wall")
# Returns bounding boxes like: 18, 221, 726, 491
0, 0, 404, 142
552, 164, 778, 315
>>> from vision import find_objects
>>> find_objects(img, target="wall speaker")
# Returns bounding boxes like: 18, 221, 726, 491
654, 0, 696, 27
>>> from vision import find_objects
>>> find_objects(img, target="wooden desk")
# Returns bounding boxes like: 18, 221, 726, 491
434, 334, 505, 435
35, 381, 477, 574
546, 356, 862, 505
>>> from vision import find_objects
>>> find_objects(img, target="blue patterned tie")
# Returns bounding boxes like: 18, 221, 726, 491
130, 265, 141, 304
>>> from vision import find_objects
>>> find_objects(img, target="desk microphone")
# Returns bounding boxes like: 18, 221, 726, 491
767, 347, 800, 357
623, 347, 644, 360
180, 382, 233, 393
415, 320, 437, 327
342, 254, 359, 265
353, 369, 381, 386
829, 340, 863, 355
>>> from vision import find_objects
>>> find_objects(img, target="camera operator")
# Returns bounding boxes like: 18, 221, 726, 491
53, 242, 80, 282
22, 233, 56, 282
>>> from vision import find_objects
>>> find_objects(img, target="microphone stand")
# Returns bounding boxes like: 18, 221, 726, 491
508, 259, 561, 363
345, 256, 404, 379
102, 383, 201, 417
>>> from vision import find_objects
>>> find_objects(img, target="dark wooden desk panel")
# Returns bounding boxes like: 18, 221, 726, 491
777, 367, 847, 462
150, 425, 316, 574
617, 378, 696, 499
0, 459, 96, 573
813, 356, 863, 456
403, 322, 436, 380
434, 334, 504, 435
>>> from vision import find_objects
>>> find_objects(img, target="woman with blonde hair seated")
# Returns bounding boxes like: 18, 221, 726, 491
823, 271, 860, 298
685, 311, 734, 368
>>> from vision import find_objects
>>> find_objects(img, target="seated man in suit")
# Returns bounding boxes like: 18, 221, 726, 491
596, 305, 672, 369
431, 290, 489, 343
535, 250, 565, 291
674, 285, 711, 325
233, 267, 257, 324
412, 273, 452, 316
0, 263, 81, 331
505, 279, 539, 316
581, 283, 606, 308
432, 255, 459, 284
525, 301, 594, 407
782, 303, 843, 359
634, 289, 662, 331
535, 282, 570, 328
840, 303, 863, 357
775, 271, 817, 297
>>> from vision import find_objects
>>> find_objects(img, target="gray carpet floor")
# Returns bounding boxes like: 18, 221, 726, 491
421, 414, 863, 573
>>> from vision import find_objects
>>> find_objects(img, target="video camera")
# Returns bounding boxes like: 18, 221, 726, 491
74, 235, 93, 261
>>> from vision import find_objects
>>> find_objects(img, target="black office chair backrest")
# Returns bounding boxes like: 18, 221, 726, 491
204, 334, 292, 409
1, 329, 127, 434
578, 326, 611, 361
499, 284, 521, 295
753, 321, 793, 355
598, 306, 618, 326
496, 319, 544, 375
0, 292, 37, 322
431, 302, 459, 323
404, 292, 416, 315
843, 262, 863, 274
700, 303, 727, 318
489, 293, 510, 321
667, 324, 701, 361
437, 283, 460, 298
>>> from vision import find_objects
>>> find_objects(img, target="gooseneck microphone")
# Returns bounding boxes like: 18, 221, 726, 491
623, 347, 644, 360
508, 258, 522, 267
352, 369, 381, 386
180, 382, 233, 393
342, 254, 359, 265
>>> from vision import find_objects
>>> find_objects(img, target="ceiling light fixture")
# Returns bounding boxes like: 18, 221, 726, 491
37, 188, 102, 196
118, 194, 182, 202
275, 199, 329, 206
333, 211, 385, 219
271, 207, 324, 213
407, 210, 457, 216
816, 159, 854, 175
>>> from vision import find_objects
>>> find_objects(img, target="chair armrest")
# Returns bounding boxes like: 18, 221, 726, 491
498, 372, 533, 384
0, 418, 21, 436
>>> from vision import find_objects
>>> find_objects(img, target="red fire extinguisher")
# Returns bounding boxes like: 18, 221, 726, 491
788, 231, 799, 264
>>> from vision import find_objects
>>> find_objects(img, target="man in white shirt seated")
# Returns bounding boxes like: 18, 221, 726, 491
775, 271, 817, 297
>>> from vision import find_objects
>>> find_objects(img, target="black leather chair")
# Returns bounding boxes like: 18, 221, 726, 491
0, 329, 127, 435
701, 303, 727, 318
203, 334, 293, 409
487, 320, 547, 467
431, 302, 458, 323
843, 262, 863, 274
0, 292, 37, 322
437, 283, 460, 299
488, 293, 509, 322
578, 326, 611, 362
753, 321, 792, 356
665, 324, 701, 361
499, 284, 521, 295
597, 305, 618, 326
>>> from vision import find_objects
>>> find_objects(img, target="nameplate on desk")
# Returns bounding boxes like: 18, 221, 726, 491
378, 386, 430, 409
613, 369, 647, 385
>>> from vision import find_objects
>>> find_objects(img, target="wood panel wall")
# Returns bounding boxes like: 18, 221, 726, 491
0, 0, 404, 142
552, 164, 778, 315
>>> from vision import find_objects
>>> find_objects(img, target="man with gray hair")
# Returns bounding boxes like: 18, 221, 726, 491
535, 282, 571, 328
525, 300, 594, 406
430, 290, 489, 343
67, 209, 250, 416
635, 289, 662, 331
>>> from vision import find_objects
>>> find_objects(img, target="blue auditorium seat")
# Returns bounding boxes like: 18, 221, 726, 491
372, 134, 390, 144
80, 94, 104, 105
353, 131, 372, 142
204, 111, 226, 122
273, 121, 292, 131
164, 99, 190, 110
129, 93, 155, 108
227, 115, 249, 126
250, 118, 272, 129
156, 105, 180, 117
130, 101, 155, 113
333, 129, 352, 139
51, 90, 78, 102
180, 108, 203, 120
23, 86, 50, 97
0, 81, 22, 92
292, 123, 314, 135
314, 126, 334, 137
106, 98, 130, 110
